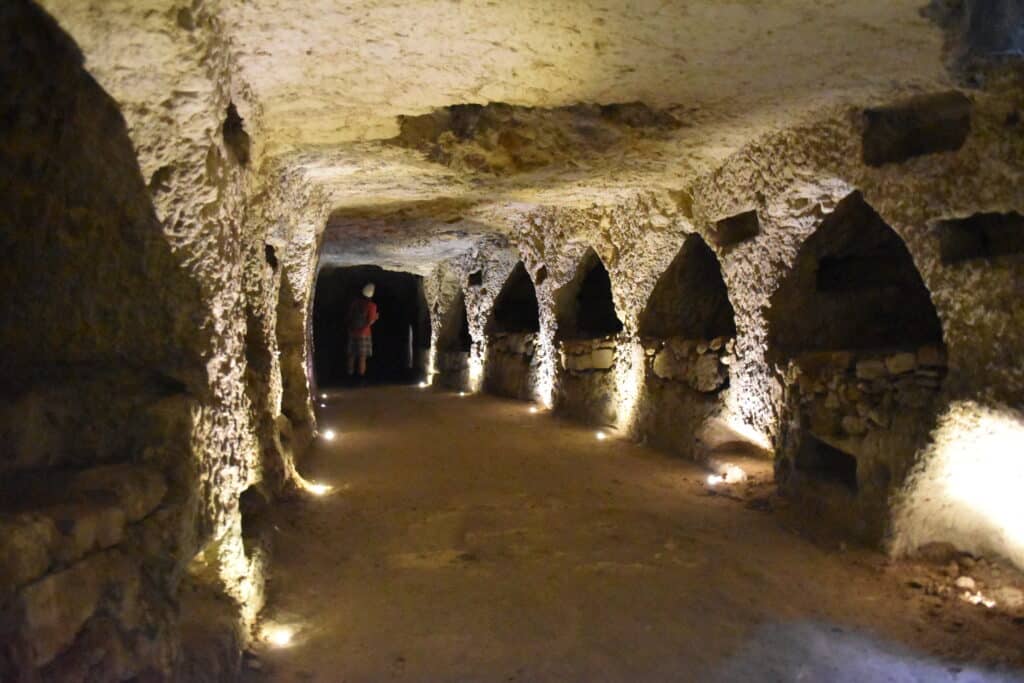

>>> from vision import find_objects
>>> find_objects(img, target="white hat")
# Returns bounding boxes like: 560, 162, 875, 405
362, 283, 376, 298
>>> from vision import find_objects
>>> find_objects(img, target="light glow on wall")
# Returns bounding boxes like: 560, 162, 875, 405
612, 340, 645, 436
891, 401, 1024, 572
261, 623, 295, 648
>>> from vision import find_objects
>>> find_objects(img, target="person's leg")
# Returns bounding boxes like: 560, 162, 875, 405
358, 353, 367, 376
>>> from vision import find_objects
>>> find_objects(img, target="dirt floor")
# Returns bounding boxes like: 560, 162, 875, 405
243, 386, 1024, 682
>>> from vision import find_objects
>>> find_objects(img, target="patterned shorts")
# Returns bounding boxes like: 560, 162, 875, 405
348, 334, 373, 359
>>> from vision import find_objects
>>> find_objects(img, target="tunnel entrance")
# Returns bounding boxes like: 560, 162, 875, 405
485, 262, 540, 400
768, 192, 946, 541
312, 266, 429, 387
638, 234, 736, 457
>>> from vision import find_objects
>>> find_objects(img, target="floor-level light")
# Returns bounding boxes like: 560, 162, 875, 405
595, 431, 607, 441
262, 624, 295, 648
322, 429, 336, 441
459, 391, 467, 397
319, 402, 327, 408
306, 482, 333, 496
419, 381, 428, 388
707, 474, 724, 486
320, 393, 328, 400
529, 406, 539, 414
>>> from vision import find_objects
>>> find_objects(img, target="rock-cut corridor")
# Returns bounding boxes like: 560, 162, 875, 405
1, 0, 1024, 681
246, 387, 1024, 682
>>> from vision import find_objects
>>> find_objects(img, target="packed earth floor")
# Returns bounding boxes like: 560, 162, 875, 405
244, 387, 1024, 683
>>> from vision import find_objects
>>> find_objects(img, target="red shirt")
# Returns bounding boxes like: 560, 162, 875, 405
349, 298, 378, 337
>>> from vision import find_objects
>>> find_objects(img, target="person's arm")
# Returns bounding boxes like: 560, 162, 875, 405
369, 301, 380, 325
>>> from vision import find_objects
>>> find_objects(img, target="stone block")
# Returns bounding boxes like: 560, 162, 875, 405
917, 345, 947, 367
652, 350, 672, 379
70, 464, 167, 522
885, 352, 917, 375
841, 415, 868, 436
693, 354, 725, 392
667, 338, 692, 357
15, 550, 138, 667
43, 502, 126, 564
591, 348, 614, 370
709, 336, 725, 351
0, 514, 58, 593
855, 359, 887, 380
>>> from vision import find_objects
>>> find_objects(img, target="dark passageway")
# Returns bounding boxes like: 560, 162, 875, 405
312, 266, 430, 387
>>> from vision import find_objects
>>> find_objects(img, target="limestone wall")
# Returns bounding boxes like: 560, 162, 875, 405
428, 85, 1024, 570
2, 2, 329, 679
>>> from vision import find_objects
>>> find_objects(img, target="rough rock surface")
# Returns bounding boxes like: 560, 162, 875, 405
3, 0, 1023, 679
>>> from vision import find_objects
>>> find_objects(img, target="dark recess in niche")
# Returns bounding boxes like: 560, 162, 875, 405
712, 210, 760, 248
239, 485, 269, 558
936, 211, 1024, 263
468, 270, 483, 287
264, 244, 278, 270
767, 192, 944, 356
557, 250, 623, 340
639, 234, 736, 340
796, 435, 858, 492
440, 292, 472, 352
488, 262, 540, 334
222, 102, 251, 166
534, 265, 548, 286
862, 91, 971, 167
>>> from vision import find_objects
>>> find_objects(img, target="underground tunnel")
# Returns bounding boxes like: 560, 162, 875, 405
312, 266, 430, 387
2, 0, 1024, 681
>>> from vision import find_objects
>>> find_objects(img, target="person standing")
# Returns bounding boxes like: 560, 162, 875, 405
347, 283, 379, 379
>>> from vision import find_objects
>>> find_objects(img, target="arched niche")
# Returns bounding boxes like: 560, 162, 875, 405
484, 262, 540, 400
639, 234, 736, 341
767, 191, 946, 543
768, 192, 943, 357
554, 248, 623, 341
438, 290, 472, 353
487, 262, 540, 335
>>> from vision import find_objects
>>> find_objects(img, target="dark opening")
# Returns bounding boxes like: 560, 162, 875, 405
862, 91, 971, 167
312, 265, 429, 386
534, 265, 548, 286
555, 249, 623, 340
439, 290, 472, 352
795, 436, 858, 492
468, 270, 483, 287
222, 102, 251, 167
639, 234, 736, 340
936, 211, 1024, 263
712, 210, 761, 248
487, 262, 540, 334
768, 192, 944, 357
264, 244, 278, 270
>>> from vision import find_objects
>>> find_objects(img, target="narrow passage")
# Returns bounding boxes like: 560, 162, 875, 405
246, 387, 1023, 682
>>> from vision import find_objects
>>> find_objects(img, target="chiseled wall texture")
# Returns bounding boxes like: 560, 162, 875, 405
2, 1, 330, 679
427, 86, 1024, 570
